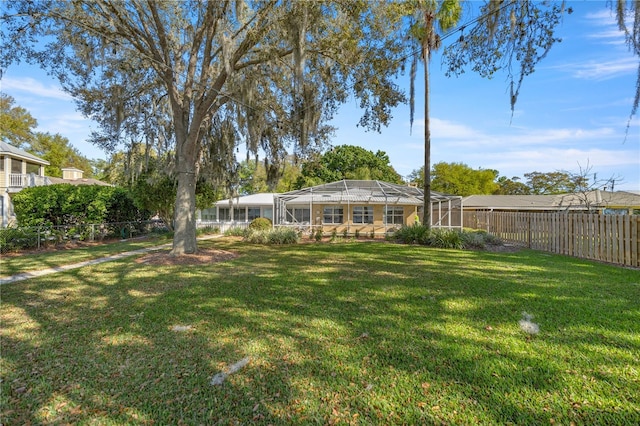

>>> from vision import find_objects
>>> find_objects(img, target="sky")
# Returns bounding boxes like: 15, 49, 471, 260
1, 1, 639, 192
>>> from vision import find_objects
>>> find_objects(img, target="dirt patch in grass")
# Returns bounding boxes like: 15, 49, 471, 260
135, 247, 239, 266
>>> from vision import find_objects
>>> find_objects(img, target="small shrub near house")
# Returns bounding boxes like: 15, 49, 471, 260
248, 217, 272, 231
244, 227, 299, 245
391, 223, 430, 245
224, 226, 249, 237
392, 224, 502, 250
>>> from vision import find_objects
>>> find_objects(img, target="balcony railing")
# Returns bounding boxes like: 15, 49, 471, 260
8, 173, 51, 188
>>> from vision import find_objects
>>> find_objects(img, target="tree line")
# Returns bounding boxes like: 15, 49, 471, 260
1, 93, 615, 202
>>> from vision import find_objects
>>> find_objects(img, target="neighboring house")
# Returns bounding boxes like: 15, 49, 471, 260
1, 141, 51, 227
199, 192, 277, 223
461, 190, 640, 215
198, 180, 462, 234
0, 142, 110, 227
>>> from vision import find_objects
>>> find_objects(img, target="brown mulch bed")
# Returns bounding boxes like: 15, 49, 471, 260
134, 247, 239, 266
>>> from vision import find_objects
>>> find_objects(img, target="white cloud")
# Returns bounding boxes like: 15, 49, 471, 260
549, 56, 637, 81
1, 76, 73, 101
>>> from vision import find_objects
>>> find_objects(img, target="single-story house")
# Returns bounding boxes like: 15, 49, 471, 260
197, 179, 462, 234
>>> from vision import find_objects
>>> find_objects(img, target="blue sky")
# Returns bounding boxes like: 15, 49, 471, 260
1, 1, 639, 191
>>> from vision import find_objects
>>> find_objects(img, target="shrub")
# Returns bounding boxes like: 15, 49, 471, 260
268, 228, 299, 244
354, 229, 360, 239
196, 226, 220, 236
314, 228, 323, 242
243, 227, 299, 245
460, 231, 487, 249
224, 226, 249, 237
12, 184, 150, 227
392, 223, 430, 244
428, 228, 464, 249
0, 227, 37, 253
460, 230, 503, 249
249, 217, 272, 231
244, 229, 270, 244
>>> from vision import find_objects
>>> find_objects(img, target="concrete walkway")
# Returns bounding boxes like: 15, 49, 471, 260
0, 235, 221, 285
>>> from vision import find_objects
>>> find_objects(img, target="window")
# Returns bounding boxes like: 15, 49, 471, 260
385, 206, 404, 225
263, 208, 273, 220
323, 206, 343, 224
201, 208, 217, 221
233, 207, 247, 222
11, 158, 21, 174
219, 207, 231, 221
26, 162, 40, 174
0, 156, 4, 172
286, 207, 310, 223
353, 206, 373, 224
247, 207, 261, 221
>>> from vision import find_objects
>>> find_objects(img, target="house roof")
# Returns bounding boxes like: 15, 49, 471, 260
0, 141, 50, 165
215, 193, 277, 206
276, 180, 458, 205
462, 190, 640, 210
47, 176, 113, 186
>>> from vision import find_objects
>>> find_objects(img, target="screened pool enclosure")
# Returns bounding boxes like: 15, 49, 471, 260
198, 180, 463, 235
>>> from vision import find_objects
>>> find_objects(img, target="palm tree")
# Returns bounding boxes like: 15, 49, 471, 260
409, 0, 462, 228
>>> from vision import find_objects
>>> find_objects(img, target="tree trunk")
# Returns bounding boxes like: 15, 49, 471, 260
172, 168, 198, 254
171, 121, 200, 255
423, 49, 431, 229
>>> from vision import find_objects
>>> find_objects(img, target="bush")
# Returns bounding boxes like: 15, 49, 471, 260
428, 228, 464, 249
314, 228, 323, 242
268, 228, 299, 244
0, 227, 38, 253
460, 229, 503, 249
12, 184, 150, 227
196, 226, 220, 236
249, 217, 272, 231
243, 227, 299, 245
224, 226, 249, 237
392, 223, 430, 244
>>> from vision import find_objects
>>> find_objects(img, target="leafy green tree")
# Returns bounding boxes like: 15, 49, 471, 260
29, 132, 93, 178
494, 176, 531, 195
295, 145, 403, 189
429, 162, 498, 196
2, 1, 408, 255
237, 160, 269, 196
0, 94, 37, 148
130, 161, 222, 230
524, 171, 584, 195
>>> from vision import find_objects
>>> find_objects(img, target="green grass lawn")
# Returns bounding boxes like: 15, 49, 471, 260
1, 239, 639, 425
0, 235, 172, 277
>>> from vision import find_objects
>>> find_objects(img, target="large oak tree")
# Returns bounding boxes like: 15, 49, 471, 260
2, 1, 408, 254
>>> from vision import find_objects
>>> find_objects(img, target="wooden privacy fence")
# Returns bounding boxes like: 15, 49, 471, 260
464, 211, 640, 267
